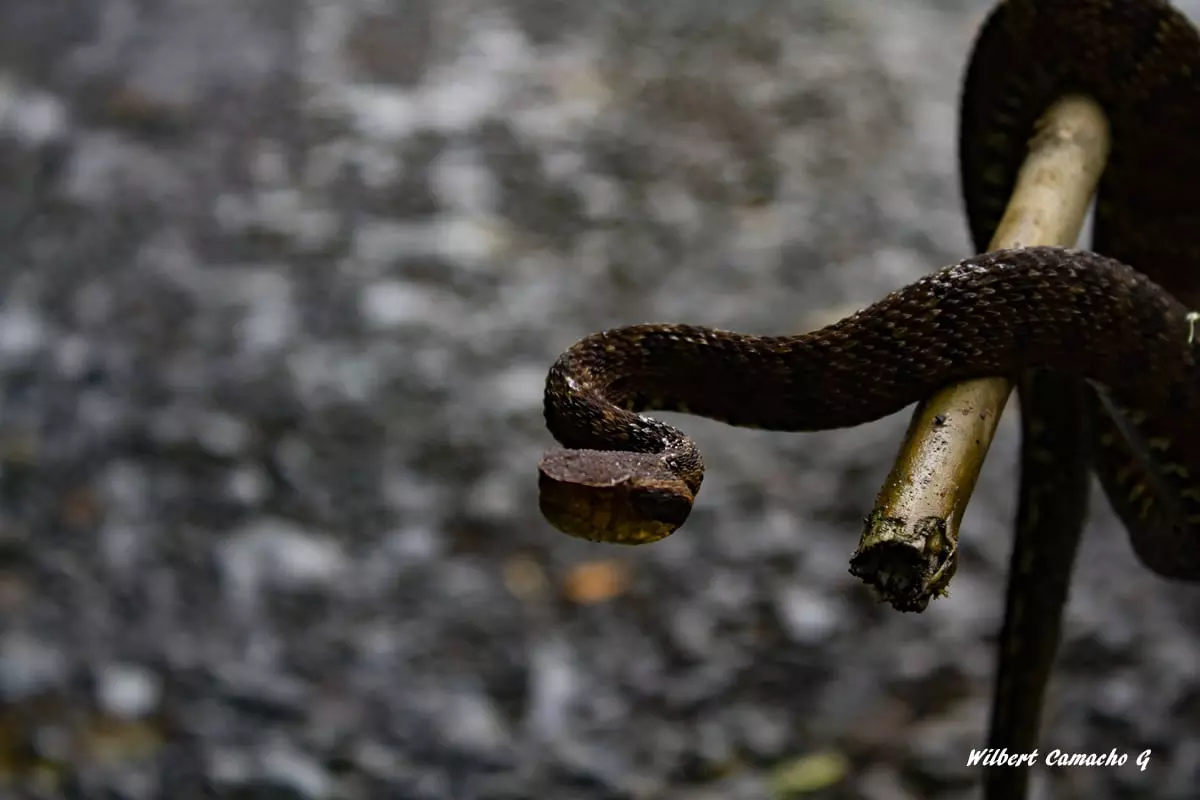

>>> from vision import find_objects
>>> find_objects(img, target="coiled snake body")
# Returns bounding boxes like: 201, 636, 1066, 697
539, 0, 1200, 796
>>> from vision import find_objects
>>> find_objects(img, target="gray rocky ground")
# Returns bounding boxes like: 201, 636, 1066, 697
1, 0, 1199, 798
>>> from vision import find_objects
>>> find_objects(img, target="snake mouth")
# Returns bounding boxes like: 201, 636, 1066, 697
537, 450, 694, 545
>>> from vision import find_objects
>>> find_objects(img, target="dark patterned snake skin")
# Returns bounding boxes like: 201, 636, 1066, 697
538, 1, 1200, 797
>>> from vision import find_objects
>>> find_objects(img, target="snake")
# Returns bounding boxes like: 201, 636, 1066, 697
537, 1, 1200, 797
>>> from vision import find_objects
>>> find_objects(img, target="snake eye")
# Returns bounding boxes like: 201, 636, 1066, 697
629, 486, 692, 528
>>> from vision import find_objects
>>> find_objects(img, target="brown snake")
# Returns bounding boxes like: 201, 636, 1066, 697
538, 0, 1200, 796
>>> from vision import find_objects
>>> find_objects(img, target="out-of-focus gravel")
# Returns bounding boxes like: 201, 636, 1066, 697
1, 1, 1199, 798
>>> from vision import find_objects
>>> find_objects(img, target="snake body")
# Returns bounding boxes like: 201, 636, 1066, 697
541, 248, 1200, 568
539, 1, 1200, 797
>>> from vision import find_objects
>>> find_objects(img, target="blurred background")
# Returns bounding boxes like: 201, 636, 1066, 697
0, 0, 1198, 797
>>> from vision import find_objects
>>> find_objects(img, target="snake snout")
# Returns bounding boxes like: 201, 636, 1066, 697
537, 449, 695, 544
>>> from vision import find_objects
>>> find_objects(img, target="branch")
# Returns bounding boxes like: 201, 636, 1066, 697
849, 95, 1110, 611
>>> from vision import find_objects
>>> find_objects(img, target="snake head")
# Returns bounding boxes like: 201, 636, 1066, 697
537, 449, 694, 544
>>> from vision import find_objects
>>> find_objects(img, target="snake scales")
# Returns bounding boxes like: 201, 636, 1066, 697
538, 0, 1200, 796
